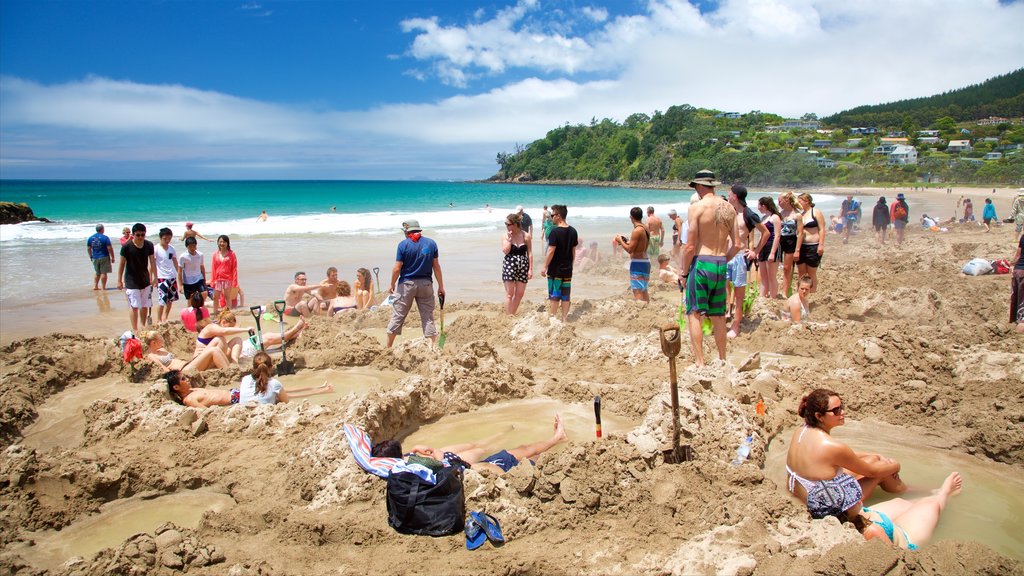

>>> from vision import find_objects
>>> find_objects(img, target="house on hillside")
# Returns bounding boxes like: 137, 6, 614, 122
918, 136, 941, 145
816, 157, 836, 168
812, 139, 832, 148
888, 145, 918, 165
947, 140, 973, 153
716, 112, 742, 119
918, 130, 940, 137
781, 119, 821, 130
845, 138, 863, 147
880, 137, 909, 146
829, 147, 860, 156
980, 137, 1000, 144
850, 127, 878, 135
977, 116, 1011, 126
887, 131, 907, 138
873, 144, 897, 154
984, 152, 1003, 160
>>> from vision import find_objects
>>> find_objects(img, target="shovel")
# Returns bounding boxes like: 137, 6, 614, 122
372, 267, 381, 295
677, 279, 687, 330
659, 323, 693, 464
249, 305, 265, 351
437, 293, 447, 349
273, 300, 295, 375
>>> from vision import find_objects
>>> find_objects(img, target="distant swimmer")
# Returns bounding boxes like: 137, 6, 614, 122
182, 222, 211, 242
331, 206, 337, 212
257, 210, 268, 222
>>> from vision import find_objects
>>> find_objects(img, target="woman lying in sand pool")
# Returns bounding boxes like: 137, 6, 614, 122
143, 331, 229, 373
239, 351, 333, 404
787, 389, 961, 549
372, 414, 567, 475
166, 370, 240, 408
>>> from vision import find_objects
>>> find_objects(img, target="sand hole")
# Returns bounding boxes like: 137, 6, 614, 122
21, 375, 130, 451
765, 419, 1024, 560
401, 397, 639, 455
16, 489, 235, 571
275, 367, 404, 404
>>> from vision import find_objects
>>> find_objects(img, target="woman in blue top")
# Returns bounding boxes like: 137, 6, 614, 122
982, 198, 998, 232
238, 351, 333, 404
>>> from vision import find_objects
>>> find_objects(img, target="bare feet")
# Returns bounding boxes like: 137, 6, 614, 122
938, 471, 963, 498
552, 414, 568, 443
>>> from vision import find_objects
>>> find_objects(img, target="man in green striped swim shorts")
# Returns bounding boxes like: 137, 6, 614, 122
680, 169, 739, 367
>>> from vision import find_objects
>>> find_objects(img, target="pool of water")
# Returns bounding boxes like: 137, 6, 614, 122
765, 419, 1024, 560
275, 367, 404, 404
401, 397, 638, 456
16, 488, 236, 571
20, 375, 130, 451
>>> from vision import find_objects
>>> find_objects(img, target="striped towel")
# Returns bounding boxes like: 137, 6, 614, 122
343, 423, 402, 479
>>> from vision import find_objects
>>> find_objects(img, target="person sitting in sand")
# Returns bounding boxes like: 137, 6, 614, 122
219, 311, 305, 361
144, 330, 230, 373
239, 351, 333, 404
657, 253, 680, 283
283, 271, 323, 317
194, 308, 251, 364
781, 275, 813, 323
166, 370, 240, 408
371, 415, 568, 475
327, 281, 358, 316
786, 389, 962, 550
354, 267, 375, 309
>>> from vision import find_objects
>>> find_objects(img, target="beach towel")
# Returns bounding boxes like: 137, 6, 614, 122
344, 423, 402, 479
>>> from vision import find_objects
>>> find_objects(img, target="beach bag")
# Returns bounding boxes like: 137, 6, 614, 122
992, 259, 1011, 275
893, 202, 908, 221
962, 258, 993, 276
386, 467, 465, 536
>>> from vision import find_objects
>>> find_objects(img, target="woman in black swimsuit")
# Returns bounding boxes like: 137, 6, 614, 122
795, 193, 826, 293
501, 212, 533, 315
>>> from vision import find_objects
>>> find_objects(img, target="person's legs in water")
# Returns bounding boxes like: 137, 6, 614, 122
870, 472, 962, 547
855, 453, 908, 499
507, 414, 568, 462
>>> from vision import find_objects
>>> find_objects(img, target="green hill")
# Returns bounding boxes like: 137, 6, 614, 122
823, 68, 1024, 128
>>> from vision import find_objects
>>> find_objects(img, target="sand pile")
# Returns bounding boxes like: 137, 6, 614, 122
0, 220, 1022, 575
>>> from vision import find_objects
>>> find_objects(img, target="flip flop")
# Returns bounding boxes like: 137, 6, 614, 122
465, 517, 486, 550
470, 511, 505, 545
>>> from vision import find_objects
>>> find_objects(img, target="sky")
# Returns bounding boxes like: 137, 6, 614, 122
1, 0, 1022, 181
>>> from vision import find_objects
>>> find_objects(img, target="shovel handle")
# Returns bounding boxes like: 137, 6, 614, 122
273, 299, 286, 315
249, 305, 262, 321
439, 293, 445, 309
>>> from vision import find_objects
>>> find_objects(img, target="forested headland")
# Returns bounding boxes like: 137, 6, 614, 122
492, 69, 1024, 187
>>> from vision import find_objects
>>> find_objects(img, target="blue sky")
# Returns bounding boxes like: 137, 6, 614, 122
1, 0, 1022, 180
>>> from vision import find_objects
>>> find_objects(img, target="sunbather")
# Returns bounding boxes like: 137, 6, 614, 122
166, 370, 239, 408
144, 331, 229, 373
372, 414, 568, 474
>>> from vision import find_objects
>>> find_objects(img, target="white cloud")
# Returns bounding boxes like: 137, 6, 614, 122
581, 6, 609, 22
2, 0, 1023, 180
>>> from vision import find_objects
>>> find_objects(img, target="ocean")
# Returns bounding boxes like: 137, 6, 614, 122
0, 180, 839, 343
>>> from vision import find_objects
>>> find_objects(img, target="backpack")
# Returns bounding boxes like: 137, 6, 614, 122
893, 202, 908, 221
386, 466, 465, 536
992, 259, 1011, 275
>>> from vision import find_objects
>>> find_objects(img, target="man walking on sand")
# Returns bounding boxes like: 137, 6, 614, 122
726, 185, 768, 339
386, 219, 445, 347
541, 204, 578, 321
87, 224, 115, 290
153, 227, 181, 325
646, 206, 664, 264
614, 206, 651, 303
680, 170, 738, 367
117, 223, 158, 332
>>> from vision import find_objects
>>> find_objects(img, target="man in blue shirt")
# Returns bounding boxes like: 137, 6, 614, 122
386, 219, 446, 347
86, 224, 115, 290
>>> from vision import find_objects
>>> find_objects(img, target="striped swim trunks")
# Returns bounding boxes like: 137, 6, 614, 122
685, 255, 728, 316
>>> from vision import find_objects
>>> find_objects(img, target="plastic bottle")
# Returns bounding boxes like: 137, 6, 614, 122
731, 435, 753, 466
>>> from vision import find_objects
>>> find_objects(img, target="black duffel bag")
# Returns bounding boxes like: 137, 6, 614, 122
386, 466, 465, 536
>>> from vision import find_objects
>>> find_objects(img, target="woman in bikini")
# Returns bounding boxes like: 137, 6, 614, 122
787, 389, 961, 550
144, 331, 230, 373
354, 268, 374, 309
781, 275, 813, 323
166, 370, 240, 408
777, 192, 801, 298
194, 308, 251, 364
795, 193, 826, 293
328, 281, 359, 317
501, 212, 533, 315
756, 196, 782, 299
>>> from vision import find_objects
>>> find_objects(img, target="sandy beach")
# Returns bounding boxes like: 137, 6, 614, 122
1, 184, 1023, 575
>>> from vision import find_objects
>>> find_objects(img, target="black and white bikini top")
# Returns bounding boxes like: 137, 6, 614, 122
508, 243, 527, 256
803, 211, 819, 230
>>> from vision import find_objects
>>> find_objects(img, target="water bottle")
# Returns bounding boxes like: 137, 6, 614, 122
731, 435, 753, 466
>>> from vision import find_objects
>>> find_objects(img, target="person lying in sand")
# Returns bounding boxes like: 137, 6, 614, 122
371, 415, 568, 475
781, 275, 813, 323
239, 351, 333, 404
166, 370, 239, 408
218, 312, 305, 361
144, 331, 229, 373
194, 309, 252, 364
657, 253, 680, 283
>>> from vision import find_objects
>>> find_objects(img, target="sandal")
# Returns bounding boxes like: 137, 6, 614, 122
465, 516, 486, 550
470, 511, 505, 545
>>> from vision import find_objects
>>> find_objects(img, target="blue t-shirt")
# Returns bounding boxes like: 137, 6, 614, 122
87, 233, 112, 260
239, 375, 284, 404
396, 236, 439, 282
983, 203, 997, 220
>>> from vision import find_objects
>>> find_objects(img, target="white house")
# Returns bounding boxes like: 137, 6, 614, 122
984, 152, 1003, 160
947, 140, 973, 153
888, 145, 918, 165
816, 157, 836, 168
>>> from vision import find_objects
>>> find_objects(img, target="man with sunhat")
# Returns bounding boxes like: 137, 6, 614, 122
386, 219, 446, 347
680, 169, 738, 367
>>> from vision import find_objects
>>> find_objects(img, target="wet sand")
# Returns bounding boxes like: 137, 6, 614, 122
0, 185, 1022, 575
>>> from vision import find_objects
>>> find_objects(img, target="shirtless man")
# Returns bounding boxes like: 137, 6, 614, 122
668, 209, 684, 264
284, 271, 323, 317
314, 267, 342, 314
727, 185, 769, 338
646, 206, 664, 265
613, 206, 651, 303
680, 170, 738, 367
181, 222, 211, 242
